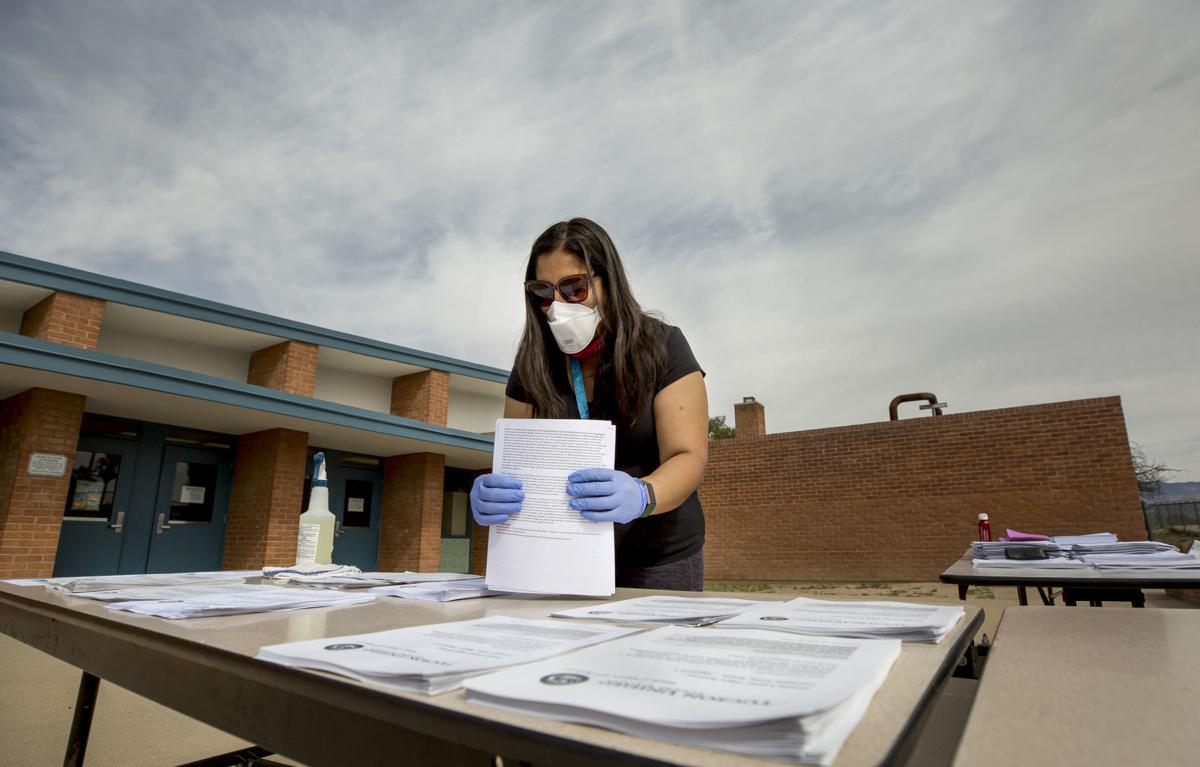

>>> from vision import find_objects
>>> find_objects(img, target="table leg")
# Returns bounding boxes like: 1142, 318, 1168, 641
958, 584, 968, 600
1017, 586, 1028, 606
1037, 587, 1055, 605
63, 671, 100, 767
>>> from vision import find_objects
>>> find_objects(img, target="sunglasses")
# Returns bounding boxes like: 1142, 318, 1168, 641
524, 273, 591, 308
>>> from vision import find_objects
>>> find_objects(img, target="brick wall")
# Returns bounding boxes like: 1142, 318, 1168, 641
247, 341, 318, 397
20, 292, 105, 350
391, 370, 450, 426
0, 388, 87, 578
379, 453, 445, 571
701, 396, 1144, 582
222, 428, 309, 569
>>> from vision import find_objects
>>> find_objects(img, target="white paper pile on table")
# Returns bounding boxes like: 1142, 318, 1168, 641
972, 535, 1181, 570
712, 597, 965, 644
1065, 540, 1178, 555
551, 595, 769, 626
46, 571, 256, 593
257, 616, 638, 694
1078, 550, 1200, 570
367, 576, 509, 602
1049, 532, 1118, 546
970, 556, 1089, 569
464, 625, 901, 765
294, 572, 483, 590
105, 584, 374, 619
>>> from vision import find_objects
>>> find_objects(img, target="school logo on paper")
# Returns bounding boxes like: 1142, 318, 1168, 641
759, 616, 788, 621
324, 643, 364, 651
540, 673, 588, 686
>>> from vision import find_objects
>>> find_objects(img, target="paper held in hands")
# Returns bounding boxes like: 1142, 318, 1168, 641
484, 418, 617, 597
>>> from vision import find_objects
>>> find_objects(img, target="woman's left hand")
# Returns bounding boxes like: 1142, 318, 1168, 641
566, 468, 647, 524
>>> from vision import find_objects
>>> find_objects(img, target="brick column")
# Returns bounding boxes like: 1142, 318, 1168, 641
378, 453, 445, 571
222, 428, 308, 569
0, 389, 87, 578
391, 370, 449, 425
20, 291, 105, 349
734, 397, 766, 439
247, 341, 318, 397
469, 520, 489, 576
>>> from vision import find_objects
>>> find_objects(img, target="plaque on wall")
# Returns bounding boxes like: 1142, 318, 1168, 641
28, 453, 68, 477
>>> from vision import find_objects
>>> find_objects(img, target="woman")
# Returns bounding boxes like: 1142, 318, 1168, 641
469, 218, 709, 591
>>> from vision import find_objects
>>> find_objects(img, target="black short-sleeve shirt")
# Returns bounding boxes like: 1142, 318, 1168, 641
505, 321, 706, 568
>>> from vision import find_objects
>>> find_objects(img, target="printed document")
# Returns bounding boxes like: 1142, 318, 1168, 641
369, 577, 510, 602
714, 597, 965, 643
104, 584, 374, 619
257, 615, 639, 694
485, 418, 617, 596
552, 595, 770, 626
298, 572, 483, 589
46, 571, 257, 593
464, 625, 901, 764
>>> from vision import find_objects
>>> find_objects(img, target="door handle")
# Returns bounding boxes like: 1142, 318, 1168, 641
109, 511, 125, 534
155, 512, 171, 535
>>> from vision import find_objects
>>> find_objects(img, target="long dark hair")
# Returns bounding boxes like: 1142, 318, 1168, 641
513, 218, 665, 424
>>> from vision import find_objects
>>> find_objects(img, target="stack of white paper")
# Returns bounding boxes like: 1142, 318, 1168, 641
298, 572, 483, 590
464, 625, 901, 765
1078, 551, 1200, 570
1065, 540, 1178, 555
972, 540, 1057, 557
970, 557, 1089, 569
256, 616, 639, 694
368, 577, 509, 602
551, 596, 769, 626
712, 598, 965, 643
1050, 532, 1119, 546
105, 584, 374, 619
47, 571, 256, 593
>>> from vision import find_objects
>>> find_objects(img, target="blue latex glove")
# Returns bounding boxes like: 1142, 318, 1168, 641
566, 468, 647, 524
470, 473, 523, 526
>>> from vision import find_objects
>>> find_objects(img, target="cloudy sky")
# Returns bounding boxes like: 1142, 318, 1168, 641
2, 0, 1198, 479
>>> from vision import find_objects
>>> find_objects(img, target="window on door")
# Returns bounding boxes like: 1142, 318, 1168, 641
65, 451, 123, 521
167, 461, 218, 524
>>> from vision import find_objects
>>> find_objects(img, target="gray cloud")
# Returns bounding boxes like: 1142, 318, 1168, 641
2, 0, 1198, 478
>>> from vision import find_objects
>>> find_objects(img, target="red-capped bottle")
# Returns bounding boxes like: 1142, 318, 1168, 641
977, 513, 992, 542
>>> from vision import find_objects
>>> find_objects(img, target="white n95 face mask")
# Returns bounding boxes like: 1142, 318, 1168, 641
546, 300, 601, 355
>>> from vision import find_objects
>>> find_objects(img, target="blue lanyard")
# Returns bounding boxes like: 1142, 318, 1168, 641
569, 357, 589, 419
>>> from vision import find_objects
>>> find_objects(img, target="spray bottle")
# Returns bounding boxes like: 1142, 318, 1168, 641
297, 452, 335, 565
977, 513, 993, 543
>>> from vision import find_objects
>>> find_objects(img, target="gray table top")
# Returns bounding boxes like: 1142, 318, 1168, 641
939, 550, 1200, 588
0, 581, 982, 767
952, 607, 1200, 767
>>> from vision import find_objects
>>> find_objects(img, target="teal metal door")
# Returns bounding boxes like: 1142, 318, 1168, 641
53, 435, 139, 576
144, 444, 232, 573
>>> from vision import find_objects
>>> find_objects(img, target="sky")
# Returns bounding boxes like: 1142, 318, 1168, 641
1, 0, 1198, 479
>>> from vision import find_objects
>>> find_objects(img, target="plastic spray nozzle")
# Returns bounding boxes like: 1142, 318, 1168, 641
312, 452, 327, 486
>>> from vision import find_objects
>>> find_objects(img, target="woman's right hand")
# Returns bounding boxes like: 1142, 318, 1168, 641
469, 474, 524, 526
